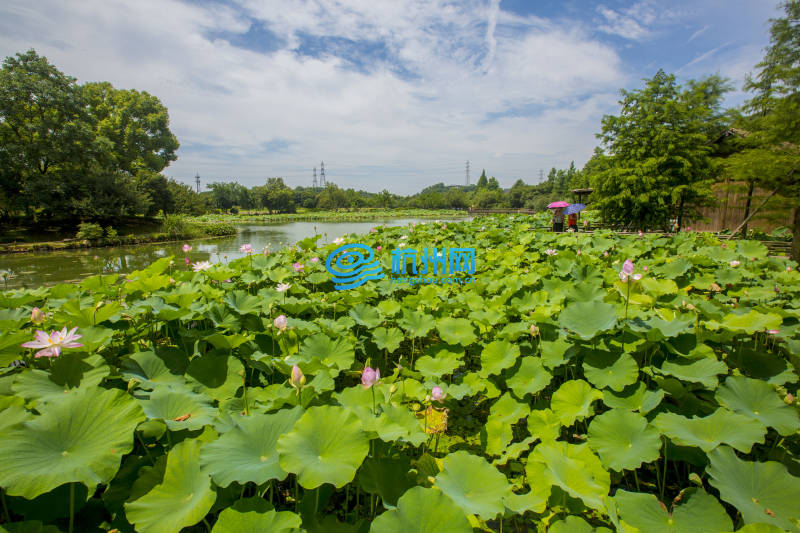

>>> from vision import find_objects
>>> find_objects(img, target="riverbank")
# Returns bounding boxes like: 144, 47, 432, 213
0, 223, 237, 255
195, 208, 470, 223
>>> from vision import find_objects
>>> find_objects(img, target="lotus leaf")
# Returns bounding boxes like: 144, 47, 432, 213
435, 317, 477, 346
126, 439, 216, 533
529, 441, 610, 511
506, 356, 552, 398
277, 405, 369, 488
434, 450, 512, 520
707, 446, 800, 532
614, 488, 733, 533
582, 350, 639, 391
587, 409, 662, 471
559, 301, 618, 340
551, 379, 603, 426
370, 486, 471, 533
479, 339, 520, 377
0, 386, 144, 499
715, 376, 800, 435
653, 408, 766, 453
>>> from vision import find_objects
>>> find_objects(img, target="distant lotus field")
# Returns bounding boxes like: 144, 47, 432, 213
0, 216, 798, 532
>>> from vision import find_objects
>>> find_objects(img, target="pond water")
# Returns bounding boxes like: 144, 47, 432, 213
0, 218, 469, 290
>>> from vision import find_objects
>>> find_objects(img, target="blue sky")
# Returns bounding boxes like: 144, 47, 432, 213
0, 0, 782, 194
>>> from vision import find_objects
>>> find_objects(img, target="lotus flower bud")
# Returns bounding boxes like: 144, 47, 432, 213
361, 366, 380, 389
289, 364, 306, 390
785, 393, 794, 405
530, 324, 539, 336
31, 307, 44, 325
389, 384, 398, 396
431, 386, 446, 402
622, 259, 634, 276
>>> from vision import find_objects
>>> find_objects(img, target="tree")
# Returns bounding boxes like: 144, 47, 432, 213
591, 70, 730, 229
728, 1, 800, 259
476, 170, 488, 188
0, 50, 95, 217
82, 82, 179, 174
208, 182, 250, 212
167, 179, 206, 215
487, 176, 500, 190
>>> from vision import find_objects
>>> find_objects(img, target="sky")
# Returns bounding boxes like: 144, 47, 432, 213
0, 0, 783, 194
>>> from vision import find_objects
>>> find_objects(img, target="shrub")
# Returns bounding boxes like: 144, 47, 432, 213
105, 226, 118, 238
76, 222, 104, 240
229, 206, 239, 215
202, 222, 237, 236
161, 215, 199, 237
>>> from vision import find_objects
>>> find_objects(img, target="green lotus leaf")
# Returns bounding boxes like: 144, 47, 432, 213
212, 499, 301, 533
656, 355, 727, 390
706, 309, 782, 335
434, 450, 512, 520
138, 386, 217, 431
614, 488, 733, 533
349, 303, 382, 328
715, 376, 800, 436
550, 516, 613, 533
0, 521, 62, 533
479, 339, 520, 377
559, 301, 618, 340
527, 408, 562, 442
639, 277, 679, 297
371, 327, 404, 353
652, 258, 692, 279
0, 387, 144, 499
277, 405, 369, 489
0, 403, 30, 432
529, 441, 610, 511
119, 350, 186, 390
493, 436, 537, 466
399, 309, 435, 338
358, 456, 415, 509
200, 407, 304, 487
602, 382, 664, 414
582, 350, 639, 391
416, 348, 463, 379
296, 333, 355, 377
485, 393, 531, 456
736, 239, 769, 259
587, 409, 662, 471
186, 353, 245, 402
628, 315, 692, 340
125, 439, 216, 533
653, 408, 766, 453
506, 357, 552, 398
551, 379, 603, 426
377, 300, 402, 317
540, 336, 580, 369
436, 317, 477, 346
707, 446, 800, 532
734, 524, 791, 533
223, 290, 263, 315
370, 486, 472, 533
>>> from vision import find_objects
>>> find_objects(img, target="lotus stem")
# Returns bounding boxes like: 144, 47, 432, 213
633, 469, 640, 491
660, 439, 668, 501
68, 482, 74, 533
1, 489, 9, 523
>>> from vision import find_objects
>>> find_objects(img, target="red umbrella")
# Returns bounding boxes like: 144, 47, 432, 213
547, 201, 569, 209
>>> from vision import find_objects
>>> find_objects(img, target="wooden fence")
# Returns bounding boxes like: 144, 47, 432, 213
688, 181, 795, 233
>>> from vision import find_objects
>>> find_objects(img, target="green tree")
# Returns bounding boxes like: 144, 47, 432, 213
82, 82, 179, 174
591, 70, 730, 229
0, 50, 95, 217
208, 182, 250, 212
476, 170, 488, 188
727, 1, 800, 259
167, 179, 206, 215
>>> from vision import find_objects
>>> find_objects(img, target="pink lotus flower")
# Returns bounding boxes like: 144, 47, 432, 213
787, 266, 792, 272
721, 243, 727, 249
603, 251, 609, 257
273, 315, 288, 331
620, 259, 642, 281
333, 237, 345, 245
370, 228, 377, 234
643, 265, 649, 272
431, 386, 446, 402
361, 366, 380, 389
576, 249, 582, 255
376, 246, 382, 251
530, 324, 539, 336
240, 243, 253, 254
293, 262, 304, 272
311, 257, 319, 263
730, 260, 740, 267
289, 364, 306, 390
31, 307, 44, 325
182, 244, 192, 253
21, 327, 83, 358
441, 224, 447, 229
276, 283, 291, 292
768, 329, 780, 335
544, 249, 557, 256
185, 257, 191, 265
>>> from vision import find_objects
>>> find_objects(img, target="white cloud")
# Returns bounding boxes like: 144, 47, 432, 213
6, 0, 767, 193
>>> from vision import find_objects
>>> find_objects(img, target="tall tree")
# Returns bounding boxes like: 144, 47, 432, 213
728, 1, 800, 259
591, 70, 730, 229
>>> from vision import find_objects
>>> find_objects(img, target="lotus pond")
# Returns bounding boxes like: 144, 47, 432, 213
0, 216, 798, 532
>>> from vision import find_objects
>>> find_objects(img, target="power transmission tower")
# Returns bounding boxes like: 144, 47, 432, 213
465, 161, 470, 186
313, 166, 317, 188
320, 161, 326, 186
195, 173, 200, 193
539, 169, 544, 182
